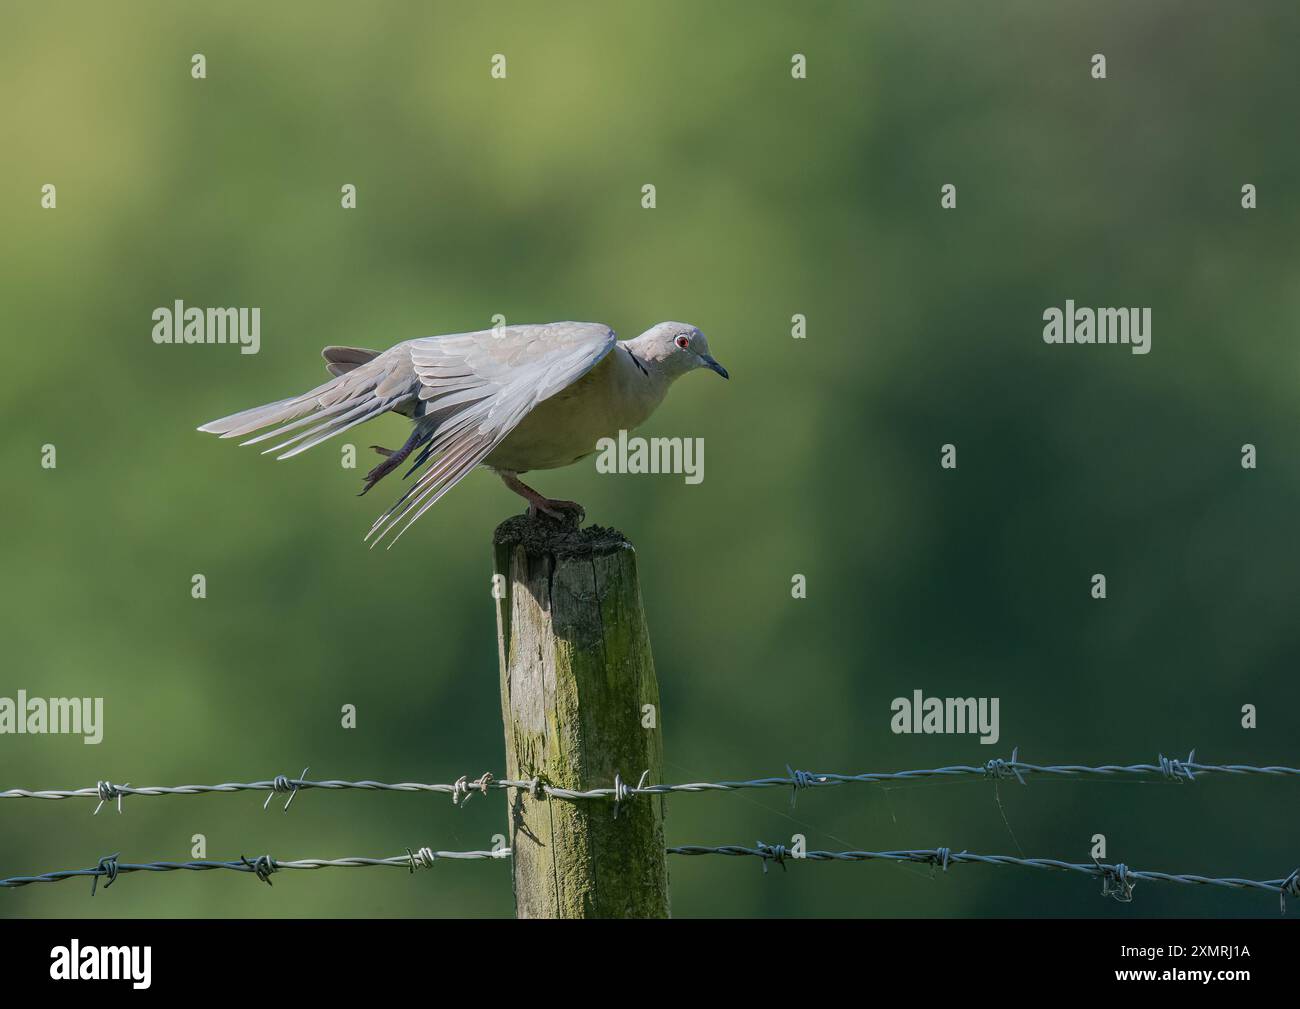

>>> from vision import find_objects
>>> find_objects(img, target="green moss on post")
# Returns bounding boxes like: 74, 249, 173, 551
493, 514, 669, 918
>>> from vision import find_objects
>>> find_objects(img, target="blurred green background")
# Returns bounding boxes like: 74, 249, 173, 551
3, 0, 1299, 918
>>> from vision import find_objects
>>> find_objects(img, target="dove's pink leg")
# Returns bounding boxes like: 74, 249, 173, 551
359, 430, 422, 496
497, 471, 585, 524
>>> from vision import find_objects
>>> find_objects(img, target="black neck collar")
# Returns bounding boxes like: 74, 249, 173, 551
623, 344, 650, 378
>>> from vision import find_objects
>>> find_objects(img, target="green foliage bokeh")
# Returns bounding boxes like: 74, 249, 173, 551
2, 0, 1298, 917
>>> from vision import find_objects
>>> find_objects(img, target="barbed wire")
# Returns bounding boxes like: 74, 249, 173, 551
669, 844, 1300, 912
0, 847, 511, 892
5, 749, 1295, 910
3, 750, 1294, 814
4, 843, 1295, 912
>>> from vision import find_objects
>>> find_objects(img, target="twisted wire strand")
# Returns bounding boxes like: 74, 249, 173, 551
0, 848, 511, 890
668, 845, 1300, 909
5, 844, 1296, 912
4, 751, 1295, 808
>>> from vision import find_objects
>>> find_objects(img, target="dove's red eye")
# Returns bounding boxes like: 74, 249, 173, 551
675, 335, 691, 350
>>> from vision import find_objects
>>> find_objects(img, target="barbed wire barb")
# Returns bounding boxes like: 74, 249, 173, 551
1279, 869, 1300, 915
612, 770, 650, 819
240, 854, 276, 886
263, 767, 309, 813
985, 746, 1026, 785
450, 772, 494, 808
786, 765, 819, 807
90, 853, 119, 896
93, 781, 128, 815
1157, 750, 1197, 783
1095, 858, 1135, 902
756, 841, 788, 873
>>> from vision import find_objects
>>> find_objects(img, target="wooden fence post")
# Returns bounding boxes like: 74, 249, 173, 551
493, 514, 669, 918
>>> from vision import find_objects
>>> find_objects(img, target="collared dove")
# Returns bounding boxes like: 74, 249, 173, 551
198, 321, 727, 545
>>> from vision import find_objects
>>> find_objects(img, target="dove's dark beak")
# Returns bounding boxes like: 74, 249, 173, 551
702, 355, 729, 380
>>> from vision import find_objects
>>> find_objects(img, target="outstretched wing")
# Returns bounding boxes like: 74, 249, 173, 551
196, 347, 421, 457
367, 322, 616, 546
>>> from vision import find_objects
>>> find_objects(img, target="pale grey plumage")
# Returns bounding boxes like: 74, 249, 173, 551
198, 321, 727, 546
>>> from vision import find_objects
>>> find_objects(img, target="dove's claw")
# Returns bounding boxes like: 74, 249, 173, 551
358, 433, 422, 495
500, 471, 585, 527
529, 500, 585, 526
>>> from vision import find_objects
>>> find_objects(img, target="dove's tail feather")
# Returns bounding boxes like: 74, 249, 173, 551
196, 347, 417, 460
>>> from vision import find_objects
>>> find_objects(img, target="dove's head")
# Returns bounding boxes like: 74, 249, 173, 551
633, 322, 729, 380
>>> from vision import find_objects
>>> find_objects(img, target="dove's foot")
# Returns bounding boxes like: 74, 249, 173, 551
528, 499, 586, 526
359, 438, 417, 496
498, 471, 586, 527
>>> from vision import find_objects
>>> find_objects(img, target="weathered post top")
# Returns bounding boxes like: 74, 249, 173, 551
493, 514, 669, 918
